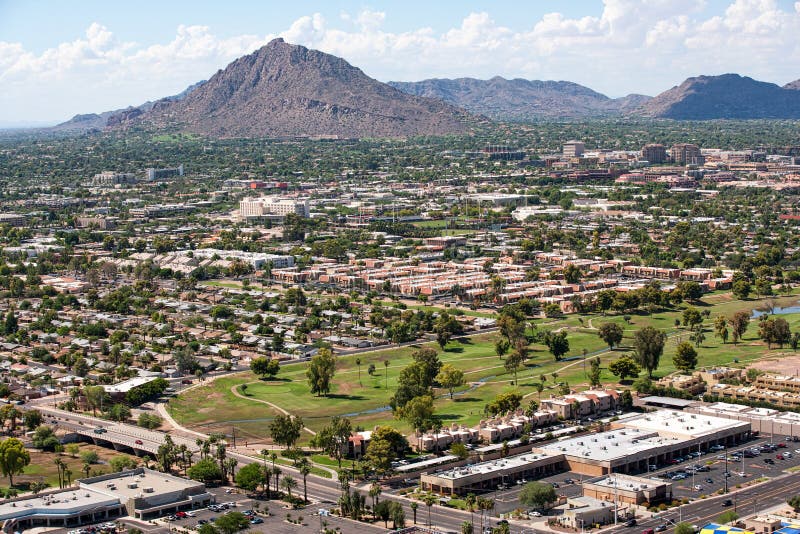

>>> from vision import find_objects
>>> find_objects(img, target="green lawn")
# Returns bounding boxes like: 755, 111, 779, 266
169, 291, 800, 444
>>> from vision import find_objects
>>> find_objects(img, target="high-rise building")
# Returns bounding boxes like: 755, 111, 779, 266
563, 140, 585, 158
670, 144, 704, 165
146, 164, 184, 181
640, 144, 668, 164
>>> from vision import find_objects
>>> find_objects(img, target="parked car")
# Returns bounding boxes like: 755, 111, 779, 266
776, 454, 785, 460
249, 518, 263, 525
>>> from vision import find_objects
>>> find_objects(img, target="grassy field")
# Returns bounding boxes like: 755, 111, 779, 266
0, 444, 138, 493
167, 291, 800, 445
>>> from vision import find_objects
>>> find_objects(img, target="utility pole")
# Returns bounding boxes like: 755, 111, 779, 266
613, 474, 618, 526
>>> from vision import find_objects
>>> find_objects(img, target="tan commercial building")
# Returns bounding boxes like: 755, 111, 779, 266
582, 473, 672, 506
563, 140, 586, 158
671, 143, 704, 165
419, 452, 565, 496
641, 144, 668, 164
537, 410, 751, 476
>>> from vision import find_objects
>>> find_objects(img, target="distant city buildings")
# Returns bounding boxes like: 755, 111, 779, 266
92, 171, 138, 186
563, 140, 586, 158
146, 165, 184, 181
239, 196, 310, 220
641, 143, 668, 164
671, 143, 705, 165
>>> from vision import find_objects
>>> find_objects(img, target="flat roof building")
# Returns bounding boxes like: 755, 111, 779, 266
0, 468, 212, 531
537, 410, 751, 476
582, 473, 672, 506
420, 451, 565, 496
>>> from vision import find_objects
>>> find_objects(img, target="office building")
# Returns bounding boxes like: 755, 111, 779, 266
0, 468, 212, 531
641, 144, 668, 164
146, 165, 184, 181
671, 143, 705, 165
239, 197, 310, 220
563, 140, 586, 158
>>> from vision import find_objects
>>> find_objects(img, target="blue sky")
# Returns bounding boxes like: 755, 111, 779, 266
2, 0, 799, 125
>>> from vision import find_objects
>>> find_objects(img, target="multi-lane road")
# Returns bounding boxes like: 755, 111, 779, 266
23, 402, 800, 534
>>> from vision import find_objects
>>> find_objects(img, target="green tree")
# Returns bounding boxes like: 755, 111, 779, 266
268, 414, 304, 451
675, 524, 696, 534
83, 385, 107, 416
280, 475, 297, 500
673, 342, 698, 372
633, 326, 666, 378
187, 457, 223, 484
436, 364, 465, 399
597, 322, 623, 349
683, 307, 703, 327
306, 348, 336, 396
588, 358, 602, 387
213, 511, 250, 534
397, 395, 435, 440
730, 311, 750, 344
22, 410, 42, 431
251, 357, 280, 379
718, 510, 739, 524
315, 415, 352, 469
608, 356, 640, 382
107, 403, 131, 422
109, 455, 139, 472
544, 331, 569, 361
0, 437, 30, 487
732, 280, 751, 300
235, 462, 264, 492
563, 264, 582, 284
520, 481, 557, 509
485, 391, 523, 416
137, 413, 163, 429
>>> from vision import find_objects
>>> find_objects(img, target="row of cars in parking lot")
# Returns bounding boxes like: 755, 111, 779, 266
68, 523, 117, 534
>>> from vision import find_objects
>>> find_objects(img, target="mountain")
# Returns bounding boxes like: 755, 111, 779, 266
112, 39, 472, 138
387, 77, 651, 120
639, 74, 800, 119
52, 80, 207, 133
784, 79, 800, 90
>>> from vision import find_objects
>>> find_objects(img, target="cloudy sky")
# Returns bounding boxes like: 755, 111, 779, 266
2, 0, 799, 126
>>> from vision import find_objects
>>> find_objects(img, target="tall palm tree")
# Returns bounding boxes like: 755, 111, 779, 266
272, 466, 282, 495
298, 459, 311, 503
422, 494, 437, 528
465, 493, 476, 528
410, 502, 418, 525
280, 475, 297, 500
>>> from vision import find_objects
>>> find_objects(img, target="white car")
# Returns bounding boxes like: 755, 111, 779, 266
693, 484, 702, 491
795, 449, 800, 454
530, 511, 542, 517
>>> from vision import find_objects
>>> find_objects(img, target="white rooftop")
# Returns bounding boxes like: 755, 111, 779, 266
540, 429, 680, 462
103, 375, 157, 394
587, 473, 667, 491
432, 452, 557, 480
0, 489, 118, 521
621, 409, 749, 438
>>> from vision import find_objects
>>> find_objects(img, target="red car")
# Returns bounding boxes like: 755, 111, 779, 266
135, 439, 143, 445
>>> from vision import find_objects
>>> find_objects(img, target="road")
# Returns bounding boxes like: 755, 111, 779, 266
22, 404, 492, 533
603, 472, 800, 534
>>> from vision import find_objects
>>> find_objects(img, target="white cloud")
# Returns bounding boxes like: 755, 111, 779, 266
2, 1, 800, 123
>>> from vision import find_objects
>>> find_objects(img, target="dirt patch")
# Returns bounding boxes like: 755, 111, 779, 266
749, 354, 800, 375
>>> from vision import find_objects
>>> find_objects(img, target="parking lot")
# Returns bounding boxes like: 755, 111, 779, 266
428, 434, 800, 516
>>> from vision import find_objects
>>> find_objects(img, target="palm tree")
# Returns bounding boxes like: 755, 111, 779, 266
298, 459, 311, 503
422, 494, 437, 527
355, 357, 362, 386
465, 493, 476, 528
383, 360, 390, 389
272, 466, 282, 495
410, 502, 418, 525
369, 482, 382, 518
280, 475, 297, 500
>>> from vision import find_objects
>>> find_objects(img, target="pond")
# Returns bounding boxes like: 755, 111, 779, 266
751, 302, 800, 318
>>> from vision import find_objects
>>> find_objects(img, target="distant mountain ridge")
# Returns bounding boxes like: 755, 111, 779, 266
638, 74, 800, 119
388, 77, 651, 120
109, 38, 473, 138
52, 80, 207, 133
